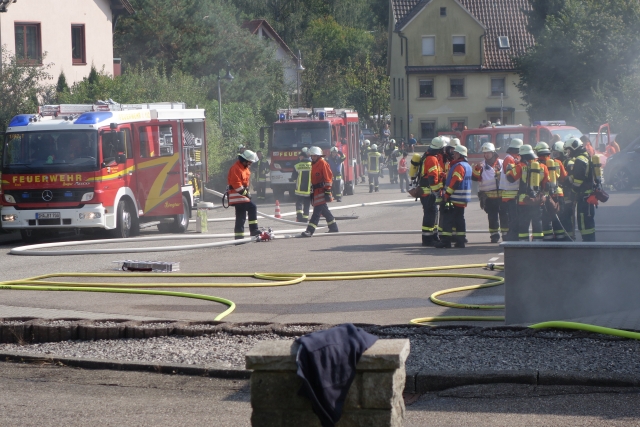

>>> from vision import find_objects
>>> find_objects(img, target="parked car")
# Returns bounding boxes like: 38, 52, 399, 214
604, 136, 640, 191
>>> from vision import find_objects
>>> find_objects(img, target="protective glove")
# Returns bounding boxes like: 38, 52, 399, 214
324, 192, 333, 202
443, 201, 454, 212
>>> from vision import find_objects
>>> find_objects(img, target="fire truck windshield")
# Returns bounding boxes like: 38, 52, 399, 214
2, 130, 99, 173
273, 122, 331, 149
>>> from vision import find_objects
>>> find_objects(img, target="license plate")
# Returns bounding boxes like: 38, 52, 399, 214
36, 212, 60, 219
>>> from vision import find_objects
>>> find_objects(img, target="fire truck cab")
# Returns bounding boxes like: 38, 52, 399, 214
0, 102, 207, 242
268, 108, 361, 199
460, 121, 583, 162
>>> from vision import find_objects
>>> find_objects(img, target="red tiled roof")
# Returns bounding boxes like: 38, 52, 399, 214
392, 0, 534, 70
242, 19, 298, 61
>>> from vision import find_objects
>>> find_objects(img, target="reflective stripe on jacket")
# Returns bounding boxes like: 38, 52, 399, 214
294, 161, 312, 196
500, 154, 520, 200
445, 160, 472, 206
368, 152, 381, 173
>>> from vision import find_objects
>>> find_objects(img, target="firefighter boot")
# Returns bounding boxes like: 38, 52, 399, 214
490, 233, 500, 243
300, 226, 314, 238
369, 184, 374, 193
435, 238, 451, 249
455, 235, 466, 248
327, 222, 339, 233
422, 235, 434, 247
582, 233, 596, 242
249, 224, 261, 237
374, 186, 379, 192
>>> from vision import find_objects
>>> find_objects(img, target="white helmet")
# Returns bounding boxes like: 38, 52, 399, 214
519, 144, 537, 158
534, 142, 551, 154
389, 139, 396, 144
564, 137, 583, 151
308, 146, 323, 156
552, 141, 565, 152
330, 146, 339, 152
429, 136, 446, 150
364, 139, 371, 145
301, 147, 309, 153
454, 145, 468, 157
240, 150, 258, 162
450, 138, 461, 147
370, 144, 378, 151
509, 138, 524, 149
481, 142, 496, 153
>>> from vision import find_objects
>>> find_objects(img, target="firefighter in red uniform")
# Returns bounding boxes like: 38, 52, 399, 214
435, 145, 472, 249
301, 146, 339, 237
506, 145, 550, 241
228, 150, 260, 239
418, 137, 446, 246
499, 138, 523, 241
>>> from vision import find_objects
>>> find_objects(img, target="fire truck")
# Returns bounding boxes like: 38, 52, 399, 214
0, 102, 207, 242
460, 121, 583, 163
267, 108, 361, 199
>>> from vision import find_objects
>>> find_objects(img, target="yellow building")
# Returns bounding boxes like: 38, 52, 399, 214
388, 0, 534, 142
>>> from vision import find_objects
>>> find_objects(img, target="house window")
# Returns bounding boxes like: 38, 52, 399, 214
491, 78, 506, 96
422, 36, 435, 56
419, 79, 434, 98
440, 7, 447, 16
393, 78, 396, 99
453, 36, 466, 55
450, 78, 465, 97
14, 23, 42, 64
421, 121, 435, 140
450, 119, 466, 132
71, 25, 86, 64
498, 36, 510, 49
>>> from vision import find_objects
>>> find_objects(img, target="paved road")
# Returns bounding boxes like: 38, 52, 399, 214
4, 362, 640, 427
0, 182, 638, 326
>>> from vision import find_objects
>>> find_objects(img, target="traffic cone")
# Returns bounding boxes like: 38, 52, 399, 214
274, 200, 282, 218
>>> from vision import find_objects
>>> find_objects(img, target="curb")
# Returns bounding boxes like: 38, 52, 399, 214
2, 350, 638, 391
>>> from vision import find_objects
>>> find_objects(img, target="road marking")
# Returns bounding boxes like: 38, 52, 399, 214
488, 257, 499, 262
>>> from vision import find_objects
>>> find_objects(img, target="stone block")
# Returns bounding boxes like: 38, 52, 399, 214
281, 410, 323, 427
344, 372, 362, 409
246, 341, 299, 371
251, 411, 282, 427
357, 339, 410, 371
362, 368, 405, 409
338, 402, 404, 427
404, 369, 417, 394
250, 372, 311, 410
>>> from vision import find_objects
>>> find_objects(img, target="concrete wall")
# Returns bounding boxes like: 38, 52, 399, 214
0, 0, 114, 84
504, 242, 640, 324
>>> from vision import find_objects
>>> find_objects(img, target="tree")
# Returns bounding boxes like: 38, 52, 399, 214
0, 47, 52, 131
514, 0, 640, 138
55, 71, 69, 94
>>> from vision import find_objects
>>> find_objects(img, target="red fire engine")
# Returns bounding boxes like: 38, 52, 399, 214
266, 108, 361, 199
0, 102, 207, 242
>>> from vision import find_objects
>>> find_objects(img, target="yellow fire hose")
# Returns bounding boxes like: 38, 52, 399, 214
1, 263, 638, 340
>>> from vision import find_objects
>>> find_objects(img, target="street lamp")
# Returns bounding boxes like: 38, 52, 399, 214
296, 50, 305, 108
217, 61, 234, 132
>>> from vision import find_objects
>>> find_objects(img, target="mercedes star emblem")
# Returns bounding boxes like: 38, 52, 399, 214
42, 190, 53, 202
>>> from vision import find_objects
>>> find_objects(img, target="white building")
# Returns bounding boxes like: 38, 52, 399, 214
0, 0, 133, 84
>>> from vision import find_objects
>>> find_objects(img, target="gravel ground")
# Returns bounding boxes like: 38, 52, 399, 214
1, 328, 640, 375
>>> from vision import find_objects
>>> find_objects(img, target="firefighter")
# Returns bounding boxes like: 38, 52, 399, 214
228, 150, 260, 239
564, 137, 596, 241
506, 145, 549, 241
472, 142, 506, 243
546, 141, 570, 240
385, 139, 400, 184
553, 141, 574, 240
360, 139, 371, 182
252, 150, 270, 200
289, 151, 312, 222
435, 145, 472, 249
419, 137, 446, 246
367, 144, 382, 193
534, 142, 557, 241
300, 146, 339, 237
237, 144, 246, 155
327, 146, 346, 202
398, 151, 409, 193
499, 138, 523, 241
580, 135, 595, 157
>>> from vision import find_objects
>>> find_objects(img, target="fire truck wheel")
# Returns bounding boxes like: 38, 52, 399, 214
169, 195, 190, 233
20, 229, 41, 244
111, 199, 137, 239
